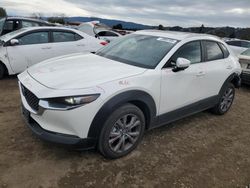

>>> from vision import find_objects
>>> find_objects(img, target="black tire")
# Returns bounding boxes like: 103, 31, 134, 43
0, 63, 5, 79
211, 83, 235, 115
98, 103, 145, 159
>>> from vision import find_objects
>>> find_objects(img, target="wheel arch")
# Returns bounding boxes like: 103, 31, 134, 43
229, 73, 241, 89
0, 60, 9, 76
224, 72, 241, 89
87, 90, 157, 140
219, 73, 241, 97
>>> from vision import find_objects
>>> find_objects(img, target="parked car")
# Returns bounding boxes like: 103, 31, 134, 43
0, 17, 54, 36
0, 26, 107, 79
78, 21, 121, 43
239, 48, 250, 84
225, 39, 250, 56
18, 30, 241, 159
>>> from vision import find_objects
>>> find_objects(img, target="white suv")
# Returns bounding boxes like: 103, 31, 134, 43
18, 30, 241, 159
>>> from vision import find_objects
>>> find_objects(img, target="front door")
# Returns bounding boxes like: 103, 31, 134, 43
6, 31, 52, 73
159, 40, 206, 115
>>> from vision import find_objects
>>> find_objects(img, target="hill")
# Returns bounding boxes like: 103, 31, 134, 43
64, 17, 153, 30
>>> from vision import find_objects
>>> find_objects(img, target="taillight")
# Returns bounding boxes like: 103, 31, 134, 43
100, 41, 108, 46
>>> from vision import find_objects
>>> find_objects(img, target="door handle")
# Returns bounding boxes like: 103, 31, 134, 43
196, 71, 206, 77
41, 47, 51, 49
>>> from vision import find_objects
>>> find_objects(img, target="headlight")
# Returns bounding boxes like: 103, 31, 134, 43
39, 94, 100, 111
53, 95, 100, 106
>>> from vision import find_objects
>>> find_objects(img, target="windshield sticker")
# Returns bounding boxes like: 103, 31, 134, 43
157, 38, 177, 44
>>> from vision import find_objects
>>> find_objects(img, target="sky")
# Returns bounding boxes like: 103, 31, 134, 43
0, 0, 250, 27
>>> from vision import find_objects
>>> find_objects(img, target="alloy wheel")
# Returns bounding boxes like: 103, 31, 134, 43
108, 114, 142, 153
220, 87, 234, 112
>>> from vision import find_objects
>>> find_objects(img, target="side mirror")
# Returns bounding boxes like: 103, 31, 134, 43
10, 39, 19, 46
172, 58, 191, 72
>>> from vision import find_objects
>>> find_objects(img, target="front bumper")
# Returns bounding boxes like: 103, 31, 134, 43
21, 105, 97, 149
18, 72, 104, 139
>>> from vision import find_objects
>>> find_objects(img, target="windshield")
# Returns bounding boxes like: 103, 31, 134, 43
241, 48, 250, 56
96, 34, 178, 69
0, 18, 5, 35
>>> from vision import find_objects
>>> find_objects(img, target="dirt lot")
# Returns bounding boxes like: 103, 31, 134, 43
0, 77, 250, 188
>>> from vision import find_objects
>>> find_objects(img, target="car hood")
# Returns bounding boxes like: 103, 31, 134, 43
27, 53, 146, 90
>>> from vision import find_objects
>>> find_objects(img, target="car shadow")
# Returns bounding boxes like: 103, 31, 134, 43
2, 74, 17, 80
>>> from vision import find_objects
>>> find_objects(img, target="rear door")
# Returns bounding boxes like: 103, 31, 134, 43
199, 40, 232, 97
50, 30, 90, 56
6, 30, 53, 73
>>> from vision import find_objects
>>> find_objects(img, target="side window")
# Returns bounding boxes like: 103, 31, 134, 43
204, 41, 224, 61
98, 31, 106, 37
226, 41, 241, 47
22, 21, 40, 28
75, 33, 83, 41
241, 41, 250, 48
219, 43, 230, 58
171, 41, 201, 65
52, 31, 82, 42
105, 31, 118, 37
18, 32, 49, 45
2, 20, 20, 34
98, 31, 118, 37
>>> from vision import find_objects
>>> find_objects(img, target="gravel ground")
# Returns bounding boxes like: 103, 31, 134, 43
0, 77, 250, 188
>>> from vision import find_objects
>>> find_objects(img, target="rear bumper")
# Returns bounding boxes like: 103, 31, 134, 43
241, 72, 250, 85
21, 105, 97, 150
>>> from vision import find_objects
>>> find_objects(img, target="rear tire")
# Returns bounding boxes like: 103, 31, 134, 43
98, 103, 145, 159
211, 83, 235, 115
0, 63, 5, 79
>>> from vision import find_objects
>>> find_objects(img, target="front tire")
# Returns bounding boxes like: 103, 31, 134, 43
98, 104, 145, 159
211, 83, 235, 115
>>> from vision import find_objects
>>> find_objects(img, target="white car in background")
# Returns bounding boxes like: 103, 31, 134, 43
225, 39, 250, 56
0, 26, 107, 79
239, 48, 250, 84
18, 30, 241, 159
78, 21, 121, 43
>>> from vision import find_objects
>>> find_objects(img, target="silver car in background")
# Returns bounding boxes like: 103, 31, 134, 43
239, 48, 250, 84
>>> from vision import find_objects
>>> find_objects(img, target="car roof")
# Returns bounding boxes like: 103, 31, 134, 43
0, 27, 81, 42
136, 30, 221, 41
6, 17, 50, 24
18, 26, 77, 31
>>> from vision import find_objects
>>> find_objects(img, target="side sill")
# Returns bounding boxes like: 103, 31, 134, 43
149, 95, 219, 129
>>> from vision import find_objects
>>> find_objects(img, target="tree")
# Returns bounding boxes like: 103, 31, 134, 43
30, 13, 43, 20
113, 23, 123, 30
158, 24, 164, 30
229, 31, 236, 39
0, 7, 7, 18
48, 17, 65, 25
199, 24, 205, 33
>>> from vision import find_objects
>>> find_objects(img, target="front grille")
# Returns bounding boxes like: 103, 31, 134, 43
21, 84, 39, 111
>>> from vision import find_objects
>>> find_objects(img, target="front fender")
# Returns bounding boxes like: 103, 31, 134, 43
87, 90, 157, 140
